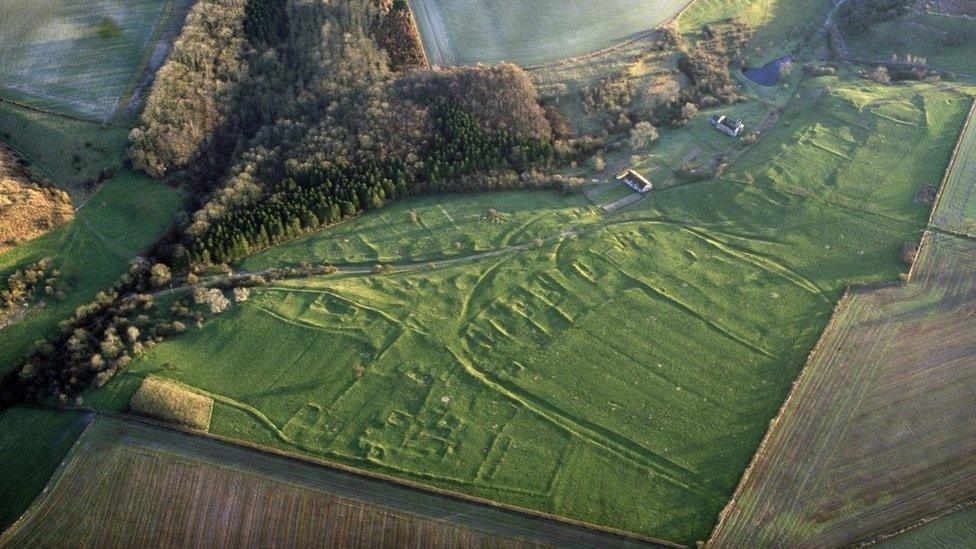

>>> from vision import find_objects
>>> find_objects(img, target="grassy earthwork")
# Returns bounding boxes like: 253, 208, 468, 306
88, 77, 971, 544
709, 97, 976, 546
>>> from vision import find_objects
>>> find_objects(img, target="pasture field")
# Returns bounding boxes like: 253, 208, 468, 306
408, 0, 693, 66
0, 101, 130, 201
91, 79, 971, 544
239, 191, 596, 270
677, 0, 831, 62
0, 415, 652, 548
845, 13, 976, 75
0, 173, 182, 372
0, 407, 90, 531
709, 103, 976, 546
880, 504, 976, 547
0, 0, 170, 120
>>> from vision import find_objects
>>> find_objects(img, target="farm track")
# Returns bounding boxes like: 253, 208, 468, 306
0, 414, 665, 548
708, 103, 976, 547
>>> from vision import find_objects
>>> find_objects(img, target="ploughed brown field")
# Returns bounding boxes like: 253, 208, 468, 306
708, 104, 976, 546
0, 416, 657, 548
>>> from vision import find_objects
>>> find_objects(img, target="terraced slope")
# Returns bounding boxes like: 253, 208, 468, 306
0, 416, 655, 548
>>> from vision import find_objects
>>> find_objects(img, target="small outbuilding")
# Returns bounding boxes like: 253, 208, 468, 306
710, 115, 745, 137
616, 169, 653, 193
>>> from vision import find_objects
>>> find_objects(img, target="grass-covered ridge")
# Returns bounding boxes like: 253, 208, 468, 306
89, 78, 971, 543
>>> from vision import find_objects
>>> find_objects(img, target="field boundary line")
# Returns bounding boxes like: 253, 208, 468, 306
0, 96, 123, 128
705, 287, 855, 546
522, 0, 695, 71
926, 97, 976, 230
860, 497, 976, 546
77, 408, 683, 548
403, 0, 431, 68
111, 0, 176, 123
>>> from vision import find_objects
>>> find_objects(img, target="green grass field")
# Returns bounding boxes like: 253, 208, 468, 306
845, 13, 976, 75
0, 101, 130, 201
0, 407, 90, 531
409, 0, 694, 66
90, 78, 970, 543
881, 505, 976, 547
0, 0, 170, 120
0, 173, 183, 372
1, 416, 651, 548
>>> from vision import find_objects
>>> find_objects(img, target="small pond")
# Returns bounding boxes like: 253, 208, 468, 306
743, 55, 794, 86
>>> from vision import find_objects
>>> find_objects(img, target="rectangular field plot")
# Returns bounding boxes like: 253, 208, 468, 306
0, 416, 651, 548
408, 0, 693, 66
0, 0, 170, 120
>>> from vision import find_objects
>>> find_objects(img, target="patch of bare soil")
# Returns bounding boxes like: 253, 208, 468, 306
0, 143, 73, 253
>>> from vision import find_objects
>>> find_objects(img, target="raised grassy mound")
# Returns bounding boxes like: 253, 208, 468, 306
0, 0, 170, 120
0, 143, 73, 253
0, 416, 651, 548
409, 0, 695, 66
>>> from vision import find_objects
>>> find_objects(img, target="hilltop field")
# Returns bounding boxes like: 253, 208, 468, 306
0, 0, 175, 120
90, 78, 972, 543
409, 0, 694, 66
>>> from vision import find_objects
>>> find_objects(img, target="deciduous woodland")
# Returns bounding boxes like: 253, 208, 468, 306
129, 0, 584, 269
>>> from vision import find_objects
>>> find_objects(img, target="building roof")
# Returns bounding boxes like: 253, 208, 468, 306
616, 169, 653, 192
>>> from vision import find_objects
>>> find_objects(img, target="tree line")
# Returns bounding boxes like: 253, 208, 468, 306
128, 0, 580, 271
